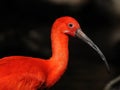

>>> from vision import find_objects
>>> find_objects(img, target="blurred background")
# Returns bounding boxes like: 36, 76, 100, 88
0, 0, 120, 90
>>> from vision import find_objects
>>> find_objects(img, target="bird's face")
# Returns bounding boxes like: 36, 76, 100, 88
61, 17, 80, 36
52, 16, 80, 36
54, 16, 110, 71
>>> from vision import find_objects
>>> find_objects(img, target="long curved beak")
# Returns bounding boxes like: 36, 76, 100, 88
75, 29, 110, 71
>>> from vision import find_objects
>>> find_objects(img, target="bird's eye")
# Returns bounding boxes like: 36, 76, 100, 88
68, 23, 74, 28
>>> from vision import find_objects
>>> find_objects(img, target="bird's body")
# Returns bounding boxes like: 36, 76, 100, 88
0, 56, 67, 90
0, 56, 47, 90
0, 16, 109, 90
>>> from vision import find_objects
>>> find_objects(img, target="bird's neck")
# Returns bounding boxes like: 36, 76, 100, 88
51, 28, 69, 62
46, 27, 69, 87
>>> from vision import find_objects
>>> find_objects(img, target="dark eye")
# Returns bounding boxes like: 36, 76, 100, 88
68, 23, 74, 28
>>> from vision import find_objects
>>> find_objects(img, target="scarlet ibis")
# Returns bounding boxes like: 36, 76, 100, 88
0, 16, 109, 90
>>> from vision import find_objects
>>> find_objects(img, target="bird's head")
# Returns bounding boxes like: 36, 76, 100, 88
52, 16, 110, 71
52, 16, 80, 36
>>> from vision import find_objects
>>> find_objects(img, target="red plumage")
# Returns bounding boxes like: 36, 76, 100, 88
0, 16, 109, 90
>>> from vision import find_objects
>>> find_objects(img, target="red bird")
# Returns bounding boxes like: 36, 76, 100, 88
0, 16, 109, 90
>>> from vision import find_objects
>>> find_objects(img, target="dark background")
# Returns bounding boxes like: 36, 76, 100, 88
0, 0, 120, 90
